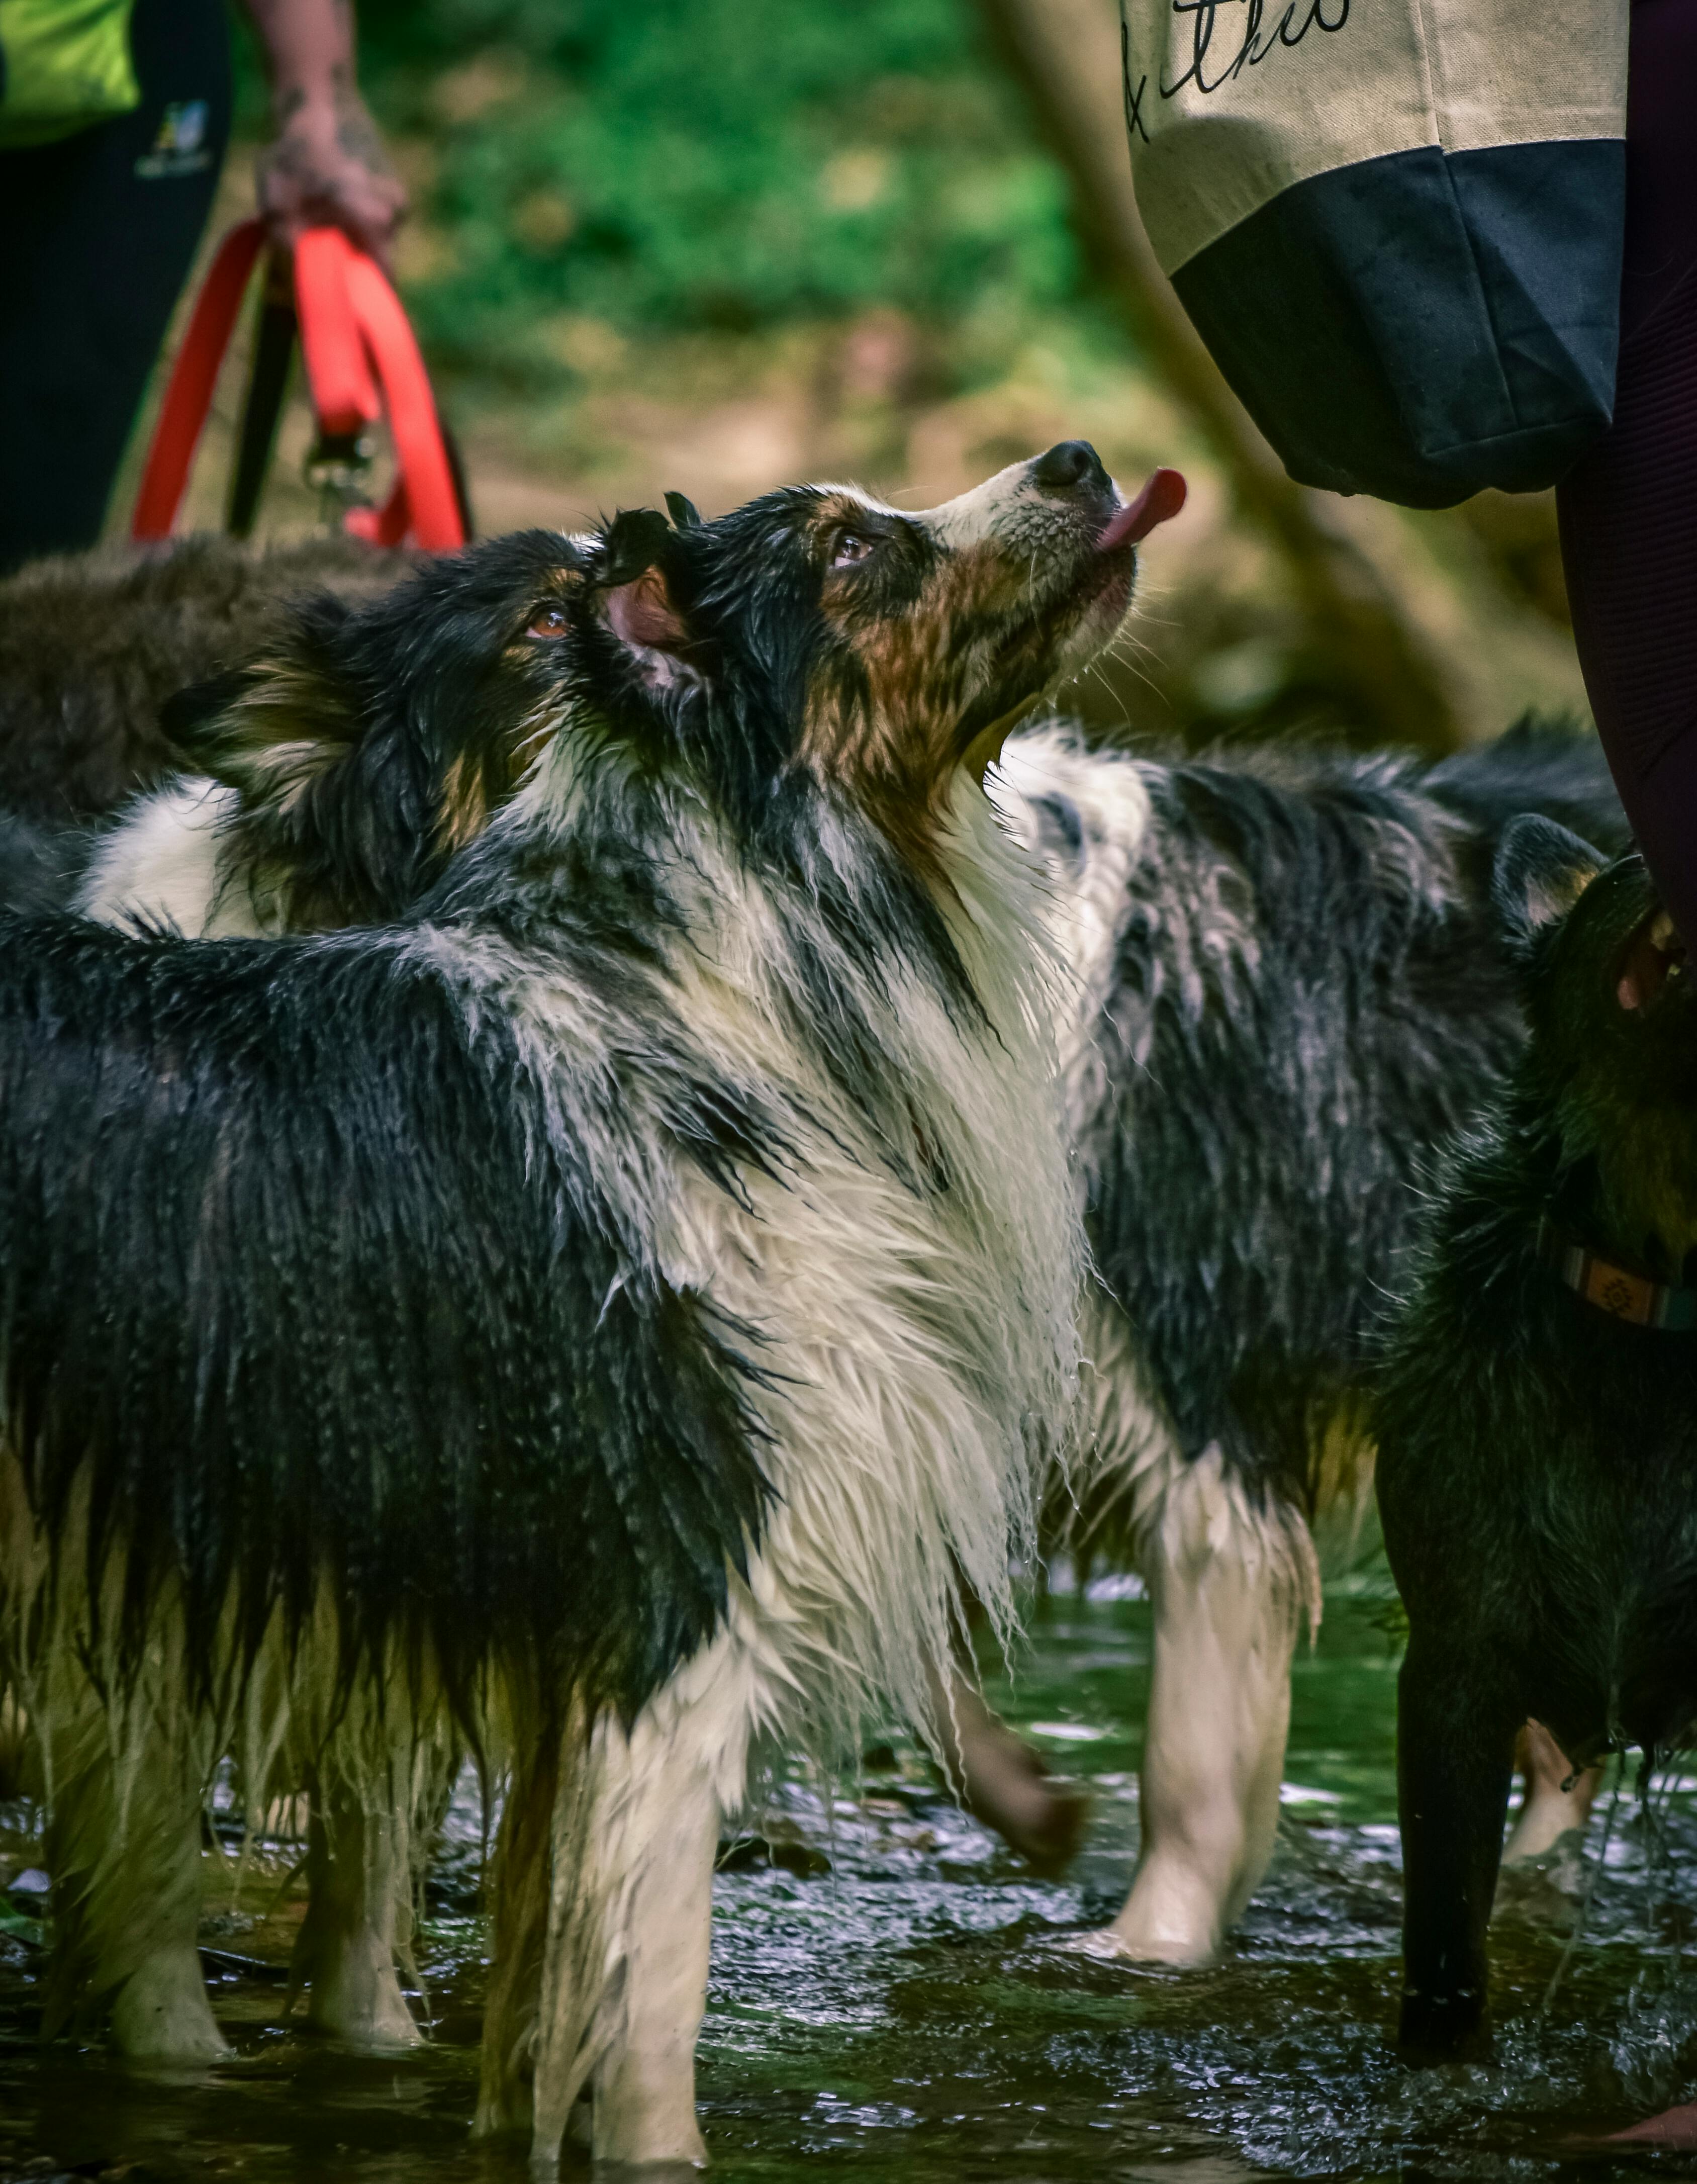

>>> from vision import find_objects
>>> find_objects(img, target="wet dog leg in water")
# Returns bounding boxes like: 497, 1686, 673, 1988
42, 1689, 227, 2061
1089, 1449, 1303, 1963
1501, 1719, 1603, 1865
289, 1779, 421, 2047
1396, 1637, 1520, 2058
526, 1682, 724, 2171
586, 1757, 718, 2165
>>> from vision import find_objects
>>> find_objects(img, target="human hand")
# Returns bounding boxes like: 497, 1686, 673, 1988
255, 83, 407, 265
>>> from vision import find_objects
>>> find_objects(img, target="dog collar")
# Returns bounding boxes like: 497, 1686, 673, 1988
1536, 1216, 1697, 1332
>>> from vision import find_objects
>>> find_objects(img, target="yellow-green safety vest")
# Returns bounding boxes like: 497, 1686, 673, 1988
0, 0, 139, 150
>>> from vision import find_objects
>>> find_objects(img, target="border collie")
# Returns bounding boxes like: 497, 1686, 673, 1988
0, 443, 1182, 2165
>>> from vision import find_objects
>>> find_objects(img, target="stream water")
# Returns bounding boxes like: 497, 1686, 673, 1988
5, 1575, 1697, 2181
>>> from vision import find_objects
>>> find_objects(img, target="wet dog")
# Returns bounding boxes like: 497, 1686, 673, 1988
1378, 821, 1697, 2061
0, 444, 1174, 2165
983, 723, 1626, 1960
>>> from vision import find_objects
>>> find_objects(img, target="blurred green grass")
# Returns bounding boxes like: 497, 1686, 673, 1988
240, 0, 1101, 390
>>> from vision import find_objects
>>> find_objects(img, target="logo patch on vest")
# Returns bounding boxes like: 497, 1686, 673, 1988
135, 100, 211, 178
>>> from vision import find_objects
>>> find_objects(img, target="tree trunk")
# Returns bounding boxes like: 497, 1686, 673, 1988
973, 0, 1467, 755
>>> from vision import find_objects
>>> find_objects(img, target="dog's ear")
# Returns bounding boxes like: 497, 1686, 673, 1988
1492, 813, 1605, 949
159, 603, 361, 805
596, 509, 710, 691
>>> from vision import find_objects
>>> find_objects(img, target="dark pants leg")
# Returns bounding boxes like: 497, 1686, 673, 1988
0, 0, 231, 572
1557, 0, 1697, 941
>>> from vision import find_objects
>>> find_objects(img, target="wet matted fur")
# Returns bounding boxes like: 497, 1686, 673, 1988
0, 535, 414, 826
987, 720, 1629, 1961
0, 448, 1170, 2162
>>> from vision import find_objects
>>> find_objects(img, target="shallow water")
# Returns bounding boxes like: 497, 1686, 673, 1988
5, 1581, 1697, 2180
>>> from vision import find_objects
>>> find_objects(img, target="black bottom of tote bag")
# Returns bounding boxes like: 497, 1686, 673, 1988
1171, 139, 1625, 508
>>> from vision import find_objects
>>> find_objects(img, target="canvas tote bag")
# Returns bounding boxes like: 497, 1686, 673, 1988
1119, 0, 1629, 506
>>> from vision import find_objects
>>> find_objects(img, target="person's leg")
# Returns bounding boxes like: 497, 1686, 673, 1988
0, 0, 231, 572
1557, 37, 1697, 2129
1557, 0, 1697, 940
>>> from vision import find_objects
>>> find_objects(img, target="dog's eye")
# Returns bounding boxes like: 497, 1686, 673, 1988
527, 605, 569, 640
830, 532, 875, 570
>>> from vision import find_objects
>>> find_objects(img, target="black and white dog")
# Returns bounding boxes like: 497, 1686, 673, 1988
0, 446, 1179, 2165
983, 721, 1626, 1961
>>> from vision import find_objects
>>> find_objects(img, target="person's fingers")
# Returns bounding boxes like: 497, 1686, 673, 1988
255, 170, 407, 265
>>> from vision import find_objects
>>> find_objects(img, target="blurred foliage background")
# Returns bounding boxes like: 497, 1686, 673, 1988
146, 0, 1588, 754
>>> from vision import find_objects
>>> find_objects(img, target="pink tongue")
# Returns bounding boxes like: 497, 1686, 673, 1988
1097, 467, 1187, 552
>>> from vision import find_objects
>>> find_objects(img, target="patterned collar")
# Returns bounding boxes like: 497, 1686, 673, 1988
1536, 1216, 1697, 1332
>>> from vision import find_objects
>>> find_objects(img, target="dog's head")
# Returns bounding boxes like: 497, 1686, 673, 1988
166, 443, 1182, 923
622, 443, 1185, 867
1494, 815, 1697, 1245
1495, 814, 1695, 1058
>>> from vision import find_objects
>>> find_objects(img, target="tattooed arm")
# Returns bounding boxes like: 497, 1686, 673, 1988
242, 0, 407, 262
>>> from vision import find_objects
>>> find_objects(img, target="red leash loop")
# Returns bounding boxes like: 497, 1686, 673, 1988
339, 241, 463, 552
292, 227, 379, 439
131, 221, 267, 541
131, 224, 465, 552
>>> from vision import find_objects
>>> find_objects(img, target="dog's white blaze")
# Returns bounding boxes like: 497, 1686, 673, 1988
77, 777, 262, 938
910, 459, 1078, 551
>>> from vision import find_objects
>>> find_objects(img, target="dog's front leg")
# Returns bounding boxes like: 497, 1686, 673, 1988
1089, 1449, 1303, 1963
1396, 1639, 1517, 2060
528, 1701, 719, 2174
587, 1752, 717, 2170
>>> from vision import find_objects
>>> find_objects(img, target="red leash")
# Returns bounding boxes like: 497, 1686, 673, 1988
132, 221, 466, 552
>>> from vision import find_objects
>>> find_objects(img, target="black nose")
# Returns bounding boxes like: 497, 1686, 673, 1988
1028, 440, 1111, 497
